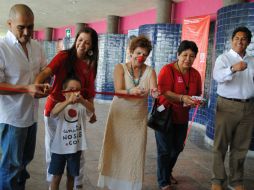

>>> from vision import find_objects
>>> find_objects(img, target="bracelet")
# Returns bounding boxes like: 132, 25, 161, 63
180, 95, 184, 102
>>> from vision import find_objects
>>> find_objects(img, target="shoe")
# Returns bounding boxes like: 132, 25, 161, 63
211, 184, 223, 190
228, 185, 245, 190
75, 185, 83, 190
170, 174, 178, 184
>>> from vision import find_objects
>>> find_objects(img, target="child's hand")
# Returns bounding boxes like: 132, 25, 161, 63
76, 93, 87, 104
68, 92, 81, 104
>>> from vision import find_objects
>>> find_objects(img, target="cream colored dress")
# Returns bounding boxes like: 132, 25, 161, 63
98, 63, 153, 190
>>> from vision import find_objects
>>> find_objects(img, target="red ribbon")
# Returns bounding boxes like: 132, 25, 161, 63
0, 86, 144, 98
62, 88, 144, 98
184, 104, 200, 145
0, 86, 30, 93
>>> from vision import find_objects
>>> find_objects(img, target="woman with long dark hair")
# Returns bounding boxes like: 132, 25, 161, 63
35, 26, 98, 190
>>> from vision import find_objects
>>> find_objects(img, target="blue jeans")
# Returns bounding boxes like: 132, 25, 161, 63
155, 123, 188, 188
0, 123, 37, 190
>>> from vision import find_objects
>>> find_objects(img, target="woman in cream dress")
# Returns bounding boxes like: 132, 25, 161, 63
98, 36, 158, 190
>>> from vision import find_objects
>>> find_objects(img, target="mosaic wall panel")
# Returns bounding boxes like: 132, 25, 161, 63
139, 24, 182, 110
95, 34, 127, 101
42, 37, 74, 64
42, 41, 57, 64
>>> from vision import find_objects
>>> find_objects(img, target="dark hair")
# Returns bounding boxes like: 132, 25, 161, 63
62, 75, 81, 90
129, 35, 152, 55
177, 40, 198, 56
63, 27, 99, 79
232, 26, 252, 43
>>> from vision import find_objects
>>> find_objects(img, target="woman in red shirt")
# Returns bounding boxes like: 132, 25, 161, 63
156, 40, 202, 190
35, 27, 98, 190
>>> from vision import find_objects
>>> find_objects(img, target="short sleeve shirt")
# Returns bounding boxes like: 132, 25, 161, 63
158, 63, 202, 124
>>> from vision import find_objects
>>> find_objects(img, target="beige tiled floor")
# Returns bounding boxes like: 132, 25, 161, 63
10, 99, 254, 190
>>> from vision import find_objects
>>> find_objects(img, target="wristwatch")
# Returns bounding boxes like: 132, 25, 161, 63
230, 66, 236, 73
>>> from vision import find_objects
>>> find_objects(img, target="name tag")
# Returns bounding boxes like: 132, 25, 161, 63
157, 104, 165, 112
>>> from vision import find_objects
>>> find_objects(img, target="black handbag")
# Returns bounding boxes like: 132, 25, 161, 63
147, 99, 173, 133
147, 63, 175, 133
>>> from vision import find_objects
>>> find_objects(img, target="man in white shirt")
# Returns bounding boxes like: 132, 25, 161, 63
212, 26, 254, 190
0, 4, 48, 190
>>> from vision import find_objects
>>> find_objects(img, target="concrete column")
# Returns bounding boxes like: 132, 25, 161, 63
44, 27, 53, 41
223, 0, 245, 6
75, 23, 88, 35
107, 15, 120, 34
156, 0, 172, 24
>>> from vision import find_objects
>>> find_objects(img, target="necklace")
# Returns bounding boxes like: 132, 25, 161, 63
130, 64, 142, 87
176, 62, 190, 93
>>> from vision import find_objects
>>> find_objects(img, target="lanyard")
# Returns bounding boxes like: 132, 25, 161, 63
176, 62, 190, 93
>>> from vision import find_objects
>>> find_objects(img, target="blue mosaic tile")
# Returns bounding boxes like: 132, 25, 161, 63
42, 41, 57, 63
139, 24, 182, 110
95, 34, 127, 101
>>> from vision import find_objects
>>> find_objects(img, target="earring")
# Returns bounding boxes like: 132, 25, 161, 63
88, 50, 93, 56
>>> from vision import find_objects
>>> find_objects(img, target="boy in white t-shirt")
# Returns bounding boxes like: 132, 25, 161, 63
48, 76, 94, 190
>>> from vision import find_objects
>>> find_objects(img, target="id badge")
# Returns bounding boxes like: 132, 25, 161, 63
157, 104, 165, 112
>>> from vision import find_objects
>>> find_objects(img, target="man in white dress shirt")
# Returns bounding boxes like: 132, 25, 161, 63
0, 4, 48, 190
212, 26, 254, 190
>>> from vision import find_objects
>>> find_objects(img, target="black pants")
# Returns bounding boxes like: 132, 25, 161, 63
155, 123, 188, 187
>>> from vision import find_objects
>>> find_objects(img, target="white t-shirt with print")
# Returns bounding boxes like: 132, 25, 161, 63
50, 103, 87, 154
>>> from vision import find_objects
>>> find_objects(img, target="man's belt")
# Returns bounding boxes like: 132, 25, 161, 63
219, 96, 251, 103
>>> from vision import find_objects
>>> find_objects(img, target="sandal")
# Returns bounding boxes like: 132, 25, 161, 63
170, 174, 178, 184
